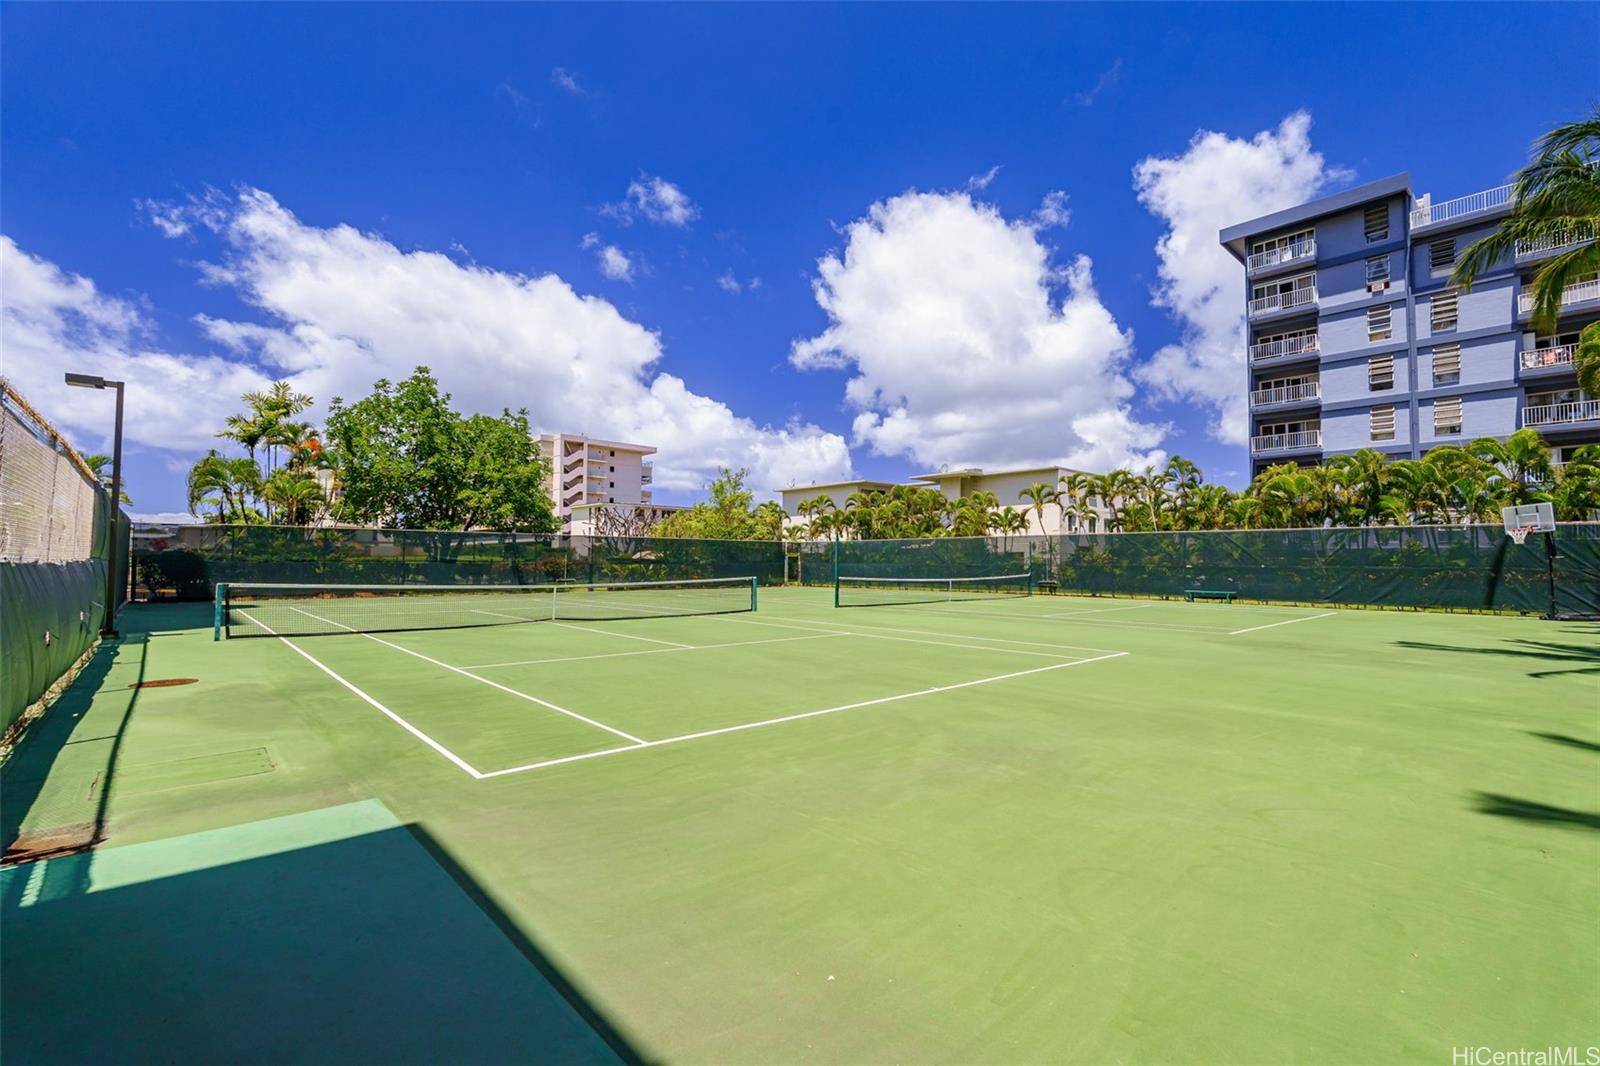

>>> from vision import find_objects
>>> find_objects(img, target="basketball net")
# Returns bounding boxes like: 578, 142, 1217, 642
1508, 526, 1535, 545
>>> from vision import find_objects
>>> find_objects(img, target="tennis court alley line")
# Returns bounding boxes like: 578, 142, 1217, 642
237, 606, 1131, 780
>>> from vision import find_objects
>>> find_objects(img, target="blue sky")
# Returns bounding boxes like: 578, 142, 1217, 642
3, 2, 1595, 517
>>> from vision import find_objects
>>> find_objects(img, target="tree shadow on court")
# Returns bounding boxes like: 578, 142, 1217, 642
1529, 731, 1600, 755
1393, 634, 1600, 679
1, 814, 650, 1064
1, 630, 145, 869
1472, 792, 1600, 832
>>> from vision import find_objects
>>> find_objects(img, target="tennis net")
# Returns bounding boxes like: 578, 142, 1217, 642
217, 576, 758, 638
834, 572, 1031, 608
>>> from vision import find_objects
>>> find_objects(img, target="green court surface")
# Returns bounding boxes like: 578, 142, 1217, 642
3, 588, 1597, 1063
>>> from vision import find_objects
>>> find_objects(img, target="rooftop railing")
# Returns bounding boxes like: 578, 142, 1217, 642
1410, 183, 1513, 228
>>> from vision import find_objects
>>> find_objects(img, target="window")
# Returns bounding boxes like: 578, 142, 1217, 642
608, 481, 614, 488
1364, 203, 1389, 242
1368, 353, 1395, 390
1432, 343, 1461, 386
1368, 304, 1392, 341
1429, 238, 1456, 276
1365, 255, 1390, 291
1431, 290, 1459, 332
1370, 404, 1396, 441
609, 465, 615, 472
1434, 396, 1463, 435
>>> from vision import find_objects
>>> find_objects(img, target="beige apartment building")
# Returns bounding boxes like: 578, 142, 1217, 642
537, 433, 656, 535
778, 465, 1111, 536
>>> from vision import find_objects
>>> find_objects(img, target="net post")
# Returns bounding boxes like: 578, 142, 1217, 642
750, 575, 759, 612
213, 583, 225, 641
1544, 529, 1558, 621
832, 536, 841, 609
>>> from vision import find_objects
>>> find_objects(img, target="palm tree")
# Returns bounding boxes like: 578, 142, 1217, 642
753, 500, 787, 540
1468, 428, 1551, 504
82, 453, 132, 504
1019, 481, 1058, 536
261, 469, 326, 526
1454, 109, 1599, 392
1330, 449, 1390, 525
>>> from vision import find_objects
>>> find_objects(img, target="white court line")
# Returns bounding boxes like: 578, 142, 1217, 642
463, 632, 846, 670
479, 652, 1130, 778
1228, 612, 1338, 636
236, 609, 485, 778
553, 620, 693, 649
288, 606, 647, 745
900, 606, 1230, 633
753, 613, 1124, 656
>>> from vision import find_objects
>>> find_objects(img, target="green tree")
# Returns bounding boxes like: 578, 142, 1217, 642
323, 367, 555, 532
82, 453, 132, 505
1454, 109, 1599, 394
652, 468, 767, 540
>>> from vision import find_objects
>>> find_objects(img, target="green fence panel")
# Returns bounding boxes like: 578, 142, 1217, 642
1, 561, 106, 736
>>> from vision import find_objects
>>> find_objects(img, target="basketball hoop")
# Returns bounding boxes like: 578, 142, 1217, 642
1508, 526, 1534, 545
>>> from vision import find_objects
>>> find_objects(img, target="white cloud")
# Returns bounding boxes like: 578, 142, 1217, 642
98, 189, 848, 496
1133, 112, 1347, 444
0, 235, 271, 454
791, 189, 1165, 473
1033, 190, 1070, 230
966, 165, 1001, 192
551, 67, 584, 95
596, 245, 633, 282
602, 175, 699, 228
1073, 58, 1123, 107
717, 273, 742, 294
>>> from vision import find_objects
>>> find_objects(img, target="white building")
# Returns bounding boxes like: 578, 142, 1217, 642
537, 433, 656, 535
778, 465, 1111, 536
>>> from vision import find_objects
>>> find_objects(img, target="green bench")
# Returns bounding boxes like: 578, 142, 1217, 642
1184, 589, 1236, 603
1034, 580, 1059, 595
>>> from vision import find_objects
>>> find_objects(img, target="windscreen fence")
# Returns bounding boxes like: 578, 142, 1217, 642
135, 525, 786, 601
822, 526, 1599, 616
2, 381, 128, 738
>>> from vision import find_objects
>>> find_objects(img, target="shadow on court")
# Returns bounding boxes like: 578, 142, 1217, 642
0, 801, 646, 1065
1529, 731, 1600, 755
1472, 792, 1600, 833
1393, 632, 1600, 679
1, 632, 145, 866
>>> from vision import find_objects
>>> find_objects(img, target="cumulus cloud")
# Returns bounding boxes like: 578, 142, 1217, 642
791, 190, 1165, 473
4, 194, 851, 496
1133, 112, 1346, 443
0, 235, 270, 453
602, 175, 699, 227
1033, 190, 1070, 230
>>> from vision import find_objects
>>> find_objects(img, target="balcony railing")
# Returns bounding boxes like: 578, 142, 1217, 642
1520, 344, 1576, 371
1250, 382, 1322, 407
1249, 333, 1320, 362
1410, 183, 1513, 228
1248, 286, 1317, 318
640, 461, 653, 484
1523, 399, 1600, 427
1515, 225, 1596, 259
1518, 277, 1600, 315
1247, 239, 1316, 273
1251, 429, 1322, 453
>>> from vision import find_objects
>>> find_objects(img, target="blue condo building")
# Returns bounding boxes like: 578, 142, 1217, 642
1220, 173, 1598, 477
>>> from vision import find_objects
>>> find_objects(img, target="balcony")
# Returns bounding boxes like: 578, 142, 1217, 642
1250, 382, 1322, 409
640, 461, 653, 484
1515, 225, 1596, 261
1247, 239, 1317, 276
1248, 286, 1318, 320
1249, 332, 1320, 363
1410, 183, 1512, 229
1518, 277, 1600, 316
1524, 399, 1600, 428
1520, 344, 1576, 373
1250, 429, 1322, 454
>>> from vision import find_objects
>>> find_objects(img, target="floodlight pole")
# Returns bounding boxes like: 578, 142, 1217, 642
65, 372, 126, 637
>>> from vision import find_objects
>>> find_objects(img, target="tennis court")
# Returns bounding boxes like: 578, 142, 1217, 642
4, 580, 1597, 1063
